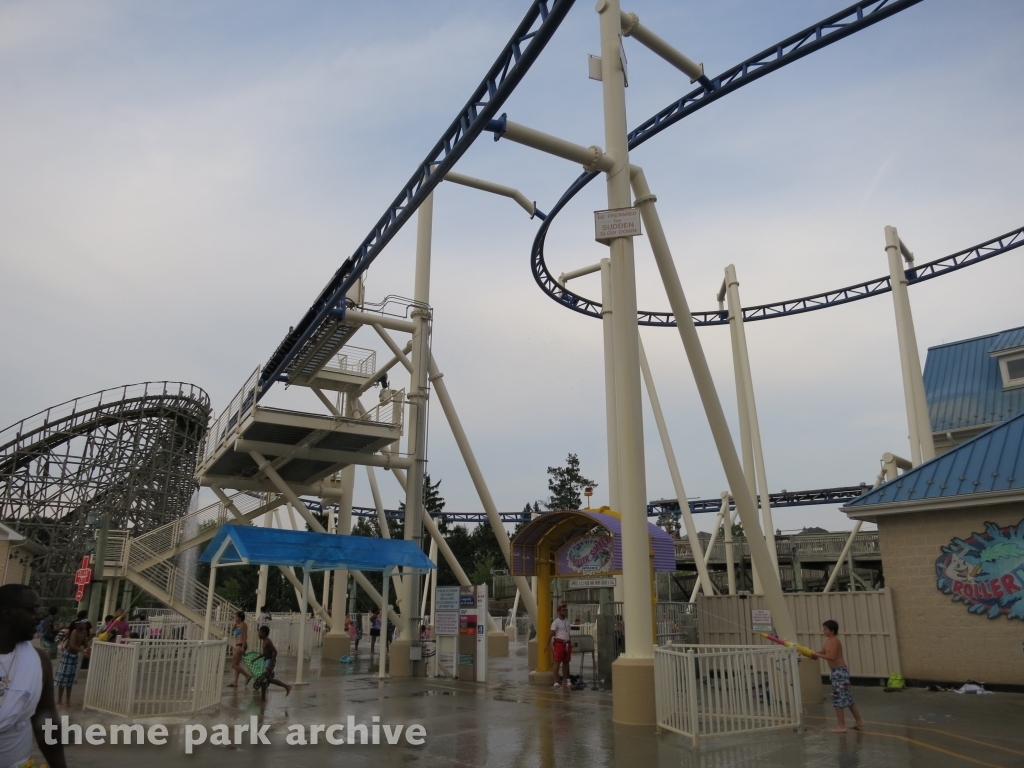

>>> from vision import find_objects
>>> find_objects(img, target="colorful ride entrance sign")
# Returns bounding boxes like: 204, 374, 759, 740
557, 534, 614, 574
935, 519, 1024, 620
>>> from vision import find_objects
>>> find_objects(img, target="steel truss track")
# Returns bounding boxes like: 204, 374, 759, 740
528, 0, 1024, 325
301, 483, 866, 525
261, 0, 956, 403
259, 0, 577, 397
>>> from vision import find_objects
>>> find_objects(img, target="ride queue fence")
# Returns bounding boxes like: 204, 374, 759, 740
84, 639, 226, 719
654, 644, 802, 748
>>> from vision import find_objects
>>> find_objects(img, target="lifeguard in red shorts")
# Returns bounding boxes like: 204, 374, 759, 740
550, 604, 572, 689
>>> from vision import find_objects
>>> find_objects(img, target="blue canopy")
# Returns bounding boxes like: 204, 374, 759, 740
198, 526, 436, 572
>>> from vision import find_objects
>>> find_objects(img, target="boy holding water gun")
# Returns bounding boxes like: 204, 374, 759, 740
812, 620, 864, 733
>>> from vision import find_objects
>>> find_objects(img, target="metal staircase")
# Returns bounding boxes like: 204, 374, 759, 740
104, 493, 265, 638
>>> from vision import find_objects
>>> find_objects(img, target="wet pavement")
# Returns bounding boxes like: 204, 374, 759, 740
40, 643, 1024, 768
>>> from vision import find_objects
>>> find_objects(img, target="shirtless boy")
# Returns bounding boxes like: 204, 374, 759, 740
256, 626, 291, 702
812, 619, 864, 733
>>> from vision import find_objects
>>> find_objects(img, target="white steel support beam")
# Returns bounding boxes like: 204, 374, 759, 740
397, 190, 434, 662
364, 465, 406, 599
637, 336, 714, 597
596, 0, 655, 723
600, 260, 621, 513
689, 509, 725, 602
501, 120, 614, 173
723, 491, 736, 595
428, 352, 540, 627
237, 440, 412, 470
391, 466, 501, 634
210, 485, 245, 522
311, 386, 342, 417
725, 265, 779, 580
250, 450, 398, 627
344, 310, 415, 335
885, 225, 935, 466
444, 171, 538, 218
620, 11, 704, 82
355, 341, 412, 397
558, 262, 602, 287
629, 164, 797, 644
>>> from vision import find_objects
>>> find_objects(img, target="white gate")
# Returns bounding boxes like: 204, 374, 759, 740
84, 639, 226, 718
654, 644, 802, 748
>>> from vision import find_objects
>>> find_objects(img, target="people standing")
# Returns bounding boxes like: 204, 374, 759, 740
38, 608, 59, 660
812, 620, 864, 733
0, 585, 67, 768
550, 604, 572, 689
53, 617, 87, 706
229, 611, 252, 687
256, 626, 291, 702
369, 608, 381, 657
257, 605, 272, 627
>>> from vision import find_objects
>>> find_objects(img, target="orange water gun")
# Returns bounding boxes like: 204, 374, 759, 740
760, 632, 815, 659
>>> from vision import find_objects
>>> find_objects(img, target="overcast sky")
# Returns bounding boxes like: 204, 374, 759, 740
2, 0, 1022, 534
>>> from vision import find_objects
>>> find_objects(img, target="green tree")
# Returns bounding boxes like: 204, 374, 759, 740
545, 453, 597, 511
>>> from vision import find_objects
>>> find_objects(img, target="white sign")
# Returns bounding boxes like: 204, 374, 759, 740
434, 586, 461, 612
434, 611, 459, 637
594, 207, 642, 241
751, 609, 772, 632
568, 577, 617, 589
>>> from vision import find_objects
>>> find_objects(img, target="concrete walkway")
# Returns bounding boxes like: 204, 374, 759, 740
45, 643, 1024, 767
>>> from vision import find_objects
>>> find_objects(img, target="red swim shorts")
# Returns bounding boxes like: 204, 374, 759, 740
553, 639, 572, 663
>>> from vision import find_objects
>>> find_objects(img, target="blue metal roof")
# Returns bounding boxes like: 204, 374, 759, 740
845, 411, 1024, 510
923, 325, 1024, 432
198, 526, 435, 572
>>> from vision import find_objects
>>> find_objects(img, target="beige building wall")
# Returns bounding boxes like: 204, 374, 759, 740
878, 503, 1024, 686
1, 540, 34, 586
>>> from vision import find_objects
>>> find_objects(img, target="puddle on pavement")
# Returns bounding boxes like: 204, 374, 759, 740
411, 690, 457, 697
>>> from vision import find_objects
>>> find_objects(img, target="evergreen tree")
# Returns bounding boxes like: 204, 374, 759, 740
545, 454, 597, 511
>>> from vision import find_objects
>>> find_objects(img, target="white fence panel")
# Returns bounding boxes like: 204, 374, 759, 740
654, 644, 801, 748
695, 590, 901, 679
84, 639, 227, 719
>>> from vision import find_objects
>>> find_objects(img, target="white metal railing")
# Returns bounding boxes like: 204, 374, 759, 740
130, 490, 267, 564
125, 538, 239, 625
322, 346, 377, 377
654, 644, 802, 747
247, 614, 325, 658
200, 366, 260, 465
84, 639, 227, 718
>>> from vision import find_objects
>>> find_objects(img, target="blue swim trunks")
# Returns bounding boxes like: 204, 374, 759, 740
830, 665, 854, 709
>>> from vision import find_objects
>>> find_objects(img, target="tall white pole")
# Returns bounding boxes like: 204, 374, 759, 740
637, 337, 714, 596
256, 504, 269, 613
600, 259, 621, 513
397, 191, 433, 664
322, 505, 334, 612
723, 492, 736, 595
629, 166, 796, 644
885, 225, 935, 466
596, 0, 655, 724
725, 265, 779, 578
296, 566, 310, 685
365, 466, 404, 598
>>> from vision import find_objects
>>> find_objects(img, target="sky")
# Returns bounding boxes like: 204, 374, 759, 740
1, 0, 1022, 535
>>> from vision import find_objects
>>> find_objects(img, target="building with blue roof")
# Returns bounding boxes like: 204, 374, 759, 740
925, 324, 1024, 453
843, 370, 1024, 687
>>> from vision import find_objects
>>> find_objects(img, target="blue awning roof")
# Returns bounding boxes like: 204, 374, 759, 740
198, 526, 436, 572
844, 411, 1024, 512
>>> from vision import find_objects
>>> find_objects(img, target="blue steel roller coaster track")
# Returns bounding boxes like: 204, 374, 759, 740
260, 0, 1020, 398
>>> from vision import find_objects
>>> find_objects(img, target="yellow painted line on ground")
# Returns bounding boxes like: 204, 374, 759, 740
858, 730, 1009, 768
804, 715, 1024, 758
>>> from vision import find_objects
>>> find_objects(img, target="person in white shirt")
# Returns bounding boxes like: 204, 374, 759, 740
549, 604, 573, 689
0, 584, 66, 768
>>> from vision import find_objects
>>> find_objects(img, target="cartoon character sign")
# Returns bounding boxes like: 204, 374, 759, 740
935, 519, 1024, 620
